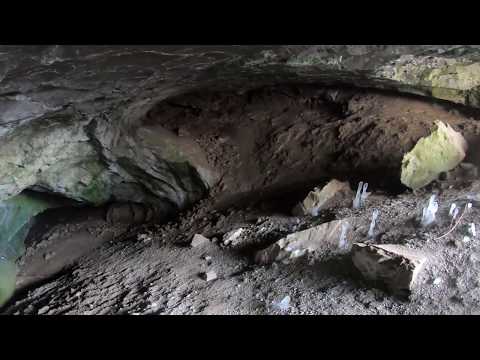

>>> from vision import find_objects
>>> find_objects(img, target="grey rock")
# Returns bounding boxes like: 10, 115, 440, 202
255, 218, 354, 265
191, 234, 210, 248
352, 243, 427, 297
201, 271, 217, 282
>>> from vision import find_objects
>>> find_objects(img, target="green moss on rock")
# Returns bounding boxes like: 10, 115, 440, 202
0, 192, 63, 308
0, 192, 61, 260
0, 257, 16, 308
401, 121, 467, 190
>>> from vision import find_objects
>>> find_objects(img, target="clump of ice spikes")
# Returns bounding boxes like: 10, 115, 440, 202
449, 203, 457, 216
421, 195, 438, 227
338, 222, 349, 249
368, 209, 379, 238
469, 223, 476, 237
353, 181, 370, 209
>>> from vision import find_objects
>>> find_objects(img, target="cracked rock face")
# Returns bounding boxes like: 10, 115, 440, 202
2, 45, 480, 217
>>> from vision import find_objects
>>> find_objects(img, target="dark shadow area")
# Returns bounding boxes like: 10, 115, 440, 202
25, 204, 107, 249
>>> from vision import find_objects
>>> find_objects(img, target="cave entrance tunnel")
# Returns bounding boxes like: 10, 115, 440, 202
4, 81, 480, 312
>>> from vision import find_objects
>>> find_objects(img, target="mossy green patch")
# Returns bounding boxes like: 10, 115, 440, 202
0, 192, 61, 260
0, 257, 16, 308
0, 192, 63, 308
74, 160, 112, 205
401, 121, 467, 190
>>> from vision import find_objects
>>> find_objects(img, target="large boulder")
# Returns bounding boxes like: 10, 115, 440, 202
352, 243, 428, 297
401, 121, 468, 190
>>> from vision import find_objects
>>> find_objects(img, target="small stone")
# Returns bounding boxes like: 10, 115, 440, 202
433, 277, 443, 286
201, 271, 217, 282
223, 228, 245, 246
137, 233, 152, 243
352, 243, 427, 297
38, 305, 50, 315
191, 234, 210, 248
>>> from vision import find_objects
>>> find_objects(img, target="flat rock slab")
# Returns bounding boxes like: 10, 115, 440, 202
255, 218, 354, 264
352, 243, 427, 297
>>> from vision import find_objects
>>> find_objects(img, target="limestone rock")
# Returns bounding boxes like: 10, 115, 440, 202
191, 234, 210, 248
255, 218, 353, 265
292, 179, 353, 216
201, 271, 217, 282
401, 121, 468, 190
352, 243, 427, 297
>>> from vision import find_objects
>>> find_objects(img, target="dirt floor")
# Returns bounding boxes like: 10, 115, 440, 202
4, 85, 480, 315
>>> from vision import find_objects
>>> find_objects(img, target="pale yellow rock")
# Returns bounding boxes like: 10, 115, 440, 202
401, 121, 468, 190
292, 179, 353, 216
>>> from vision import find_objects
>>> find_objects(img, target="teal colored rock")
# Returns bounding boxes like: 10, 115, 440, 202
0, 192, 61, 261
0, 192, 62, 308
0, 257, 16, 308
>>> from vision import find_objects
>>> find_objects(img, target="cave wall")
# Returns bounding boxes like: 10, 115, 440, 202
2, 45, 480, 223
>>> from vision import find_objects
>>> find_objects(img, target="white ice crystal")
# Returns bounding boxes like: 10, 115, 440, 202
368, 209, 379, 238
353, 181, 370, 209
421, 195, 438, 227
338, 222, 350, 250
272, 296, 291, 312
449, 203, 457, 216
470, 223, 476, 237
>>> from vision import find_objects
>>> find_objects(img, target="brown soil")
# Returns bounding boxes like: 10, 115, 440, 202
4, 85, 480, 315
146, 85, 480, 204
